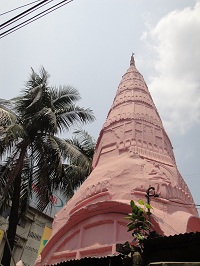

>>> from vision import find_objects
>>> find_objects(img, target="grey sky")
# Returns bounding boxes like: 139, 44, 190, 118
0, 0, 200, 213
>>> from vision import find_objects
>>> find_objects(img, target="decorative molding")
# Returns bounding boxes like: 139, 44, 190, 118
73, 181, 111, 214
104, 112, 162, 129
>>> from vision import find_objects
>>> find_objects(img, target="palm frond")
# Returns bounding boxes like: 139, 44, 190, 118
26, 67, 49, 90
72, 129, 96, 157
30, 135, 64, 210
26, 84, 43, 110
28, 107, 57, 134
56, 105, 95, 133
58, 130, 95, 197
0, 124, 25, 158
0, 164, 13, 212
53, 136, 85, 163
0, 100, 17, 127
63, 164, 89, 190
51, 85, 81, 108
0, 151, 24, 211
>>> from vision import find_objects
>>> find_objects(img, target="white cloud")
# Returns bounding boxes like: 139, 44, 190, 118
143, 2, 200, 135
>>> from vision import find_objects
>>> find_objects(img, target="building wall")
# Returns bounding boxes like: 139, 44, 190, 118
0, 206, 53, 266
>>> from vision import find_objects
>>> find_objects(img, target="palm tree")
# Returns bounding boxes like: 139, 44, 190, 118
60, 129, 96, 197
0, 67, 95, 266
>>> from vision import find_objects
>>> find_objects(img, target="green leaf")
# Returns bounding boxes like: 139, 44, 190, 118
138, 209, 144, 216
138, 216, 145, 221
145, 203, 153, 209
130, 200, 135, 208
135, 233, 145, 241
131, 200, 138, 213
131, 213, 138, 219
124, 216, 132, 220
138, 199, 145, 205
127, 223, 135, 231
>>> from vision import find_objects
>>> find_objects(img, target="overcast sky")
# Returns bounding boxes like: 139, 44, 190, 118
1, 0, 200, 212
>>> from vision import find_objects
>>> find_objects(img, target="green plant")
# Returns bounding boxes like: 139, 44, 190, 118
125, 199, 153, 248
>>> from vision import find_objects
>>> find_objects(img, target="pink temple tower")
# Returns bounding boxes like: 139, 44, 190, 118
36, 55, 200, 265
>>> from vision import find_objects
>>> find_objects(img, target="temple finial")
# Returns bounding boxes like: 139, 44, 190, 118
130, 53, 135, 66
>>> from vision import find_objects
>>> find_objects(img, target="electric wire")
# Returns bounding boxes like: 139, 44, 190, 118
1, 199, 200, 236
153, 216, 179, 234
43, 199, 200, 223
0, 0, 73, 39
1, 195, 199, 226
0, 0, 43, 17
0, 0, 54, 31
167, 198, 200, 207
0, 0, 52, 29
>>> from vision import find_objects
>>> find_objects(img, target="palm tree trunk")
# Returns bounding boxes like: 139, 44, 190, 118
1, 173, 21, 266
1, 146, 27, 266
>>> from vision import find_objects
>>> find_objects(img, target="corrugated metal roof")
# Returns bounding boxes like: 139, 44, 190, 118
144, 232, 200, 246
143, 232, 200, 264
50, 232, 200, 265
53, 254, 123, 266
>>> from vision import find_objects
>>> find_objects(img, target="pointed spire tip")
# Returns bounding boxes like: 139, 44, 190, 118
130, 53, 135, 66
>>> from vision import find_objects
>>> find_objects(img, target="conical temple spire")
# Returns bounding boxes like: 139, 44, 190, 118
35, 56, 200, 266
